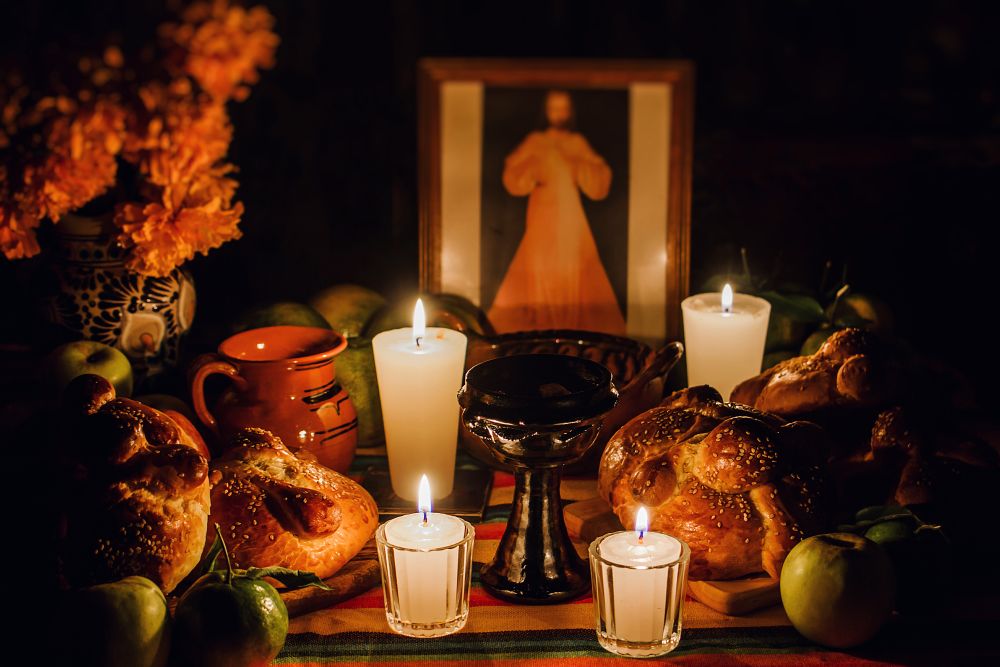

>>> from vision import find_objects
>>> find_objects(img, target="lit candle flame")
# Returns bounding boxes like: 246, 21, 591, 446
635, 506, 648, 543
418, 474, 431, 523
413, 298, 426, 348
721, 283, 733, 314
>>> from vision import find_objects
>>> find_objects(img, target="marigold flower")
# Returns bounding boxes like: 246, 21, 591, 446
1, 0, 274, 275
124, 91, 233, 201
0, 204, 42, 260
161, 0, 278, 102
114, 194, 243, 276
25, 100, 125, 222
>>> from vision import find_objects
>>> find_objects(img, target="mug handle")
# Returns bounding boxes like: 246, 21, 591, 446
633, 340, 685, 400
189, 353, 247, 437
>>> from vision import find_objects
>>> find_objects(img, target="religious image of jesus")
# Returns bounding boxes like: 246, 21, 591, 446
487, 90, 627, 334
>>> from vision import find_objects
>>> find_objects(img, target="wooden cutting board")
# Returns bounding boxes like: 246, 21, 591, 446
280, 540, 380, 618
564, 498, 781, 616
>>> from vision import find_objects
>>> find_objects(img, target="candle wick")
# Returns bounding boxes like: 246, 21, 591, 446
415, 336, 423, 349
422, 510, 428, 525
638, 530, 645, 544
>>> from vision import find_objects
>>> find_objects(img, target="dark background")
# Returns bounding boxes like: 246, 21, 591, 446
480, 87, 629, 314
1, 0, 998, 401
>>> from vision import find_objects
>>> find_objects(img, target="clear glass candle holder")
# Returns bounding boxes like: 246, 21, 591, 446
375, 518, 475, 638
589, 533, 691, 658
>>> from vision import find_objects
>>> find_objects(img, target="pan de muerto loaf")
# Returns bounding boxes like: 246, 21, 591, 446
598, 386, 833, 580
208, 428, 378, 579
730, 328, 894, 416
869, 406, 1000, 508
62, 374, 210, 593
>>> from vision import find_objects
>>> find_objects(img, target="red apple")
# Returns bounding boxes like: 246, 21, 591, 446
43, 341, 133, 398
780, 533, 895, 648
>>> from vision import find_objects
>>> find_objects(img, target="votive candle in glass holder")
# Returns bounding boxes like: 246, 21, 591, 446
589, 508, 691, 658
375, 475, 475, 638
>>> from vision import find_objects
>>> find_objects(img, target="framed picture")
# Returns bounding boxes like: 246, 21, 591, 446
418, 59, 693, 343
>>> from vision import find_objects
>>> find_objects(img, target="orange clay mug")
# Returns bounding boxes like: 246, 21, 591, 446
190, 326, 358, 471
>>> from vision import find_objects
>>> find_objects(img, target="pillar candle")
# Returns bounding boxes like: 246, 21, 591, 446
681, 284, 771, 399
373, 299, 467, 499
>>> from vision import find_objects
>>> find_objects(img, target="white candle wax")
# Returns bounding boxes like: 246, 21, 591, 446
598, 509, 682, 643
681, 287, 770, 400
383, 502, 465, 625
373, 301, 467, 500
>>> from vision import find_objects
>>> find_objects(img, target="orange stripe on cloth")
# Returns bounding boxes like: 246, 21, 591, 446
473, 523, 505, 540
492, 472, 515, 488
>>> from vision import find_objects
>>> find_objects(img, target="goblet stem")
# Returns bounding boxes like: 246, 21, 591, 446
481, 465, 589, 603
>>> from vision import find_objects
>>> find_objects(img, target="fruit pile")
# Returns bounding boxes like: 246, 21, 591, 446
61, 527, 330, 667
779, 504, 952, 649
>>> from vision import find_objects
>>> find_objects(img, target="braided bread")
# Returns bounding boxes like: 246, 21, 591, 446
598, 386, 833, 580
730, 328, 894, 416
207, 428, 378, 579
63, 374, 210, 592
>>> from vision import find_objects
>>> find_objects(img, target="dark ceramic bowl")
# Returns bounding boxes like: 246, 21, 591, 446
462, 331, 684, 473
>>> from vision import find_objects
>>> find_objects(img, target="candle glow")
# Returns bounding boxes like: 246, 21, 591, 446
636, 506, 648, 542
413, 298, 426, 348
721, 283, 733, 314
418, 474, 432, 522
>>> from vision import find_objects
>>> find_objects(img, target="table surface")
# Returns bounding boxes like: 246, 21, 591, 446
275, 452, 1000, 666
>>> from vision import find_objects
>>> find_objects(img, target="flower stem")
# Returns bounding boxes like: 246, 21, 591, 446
214, 523, 234, 586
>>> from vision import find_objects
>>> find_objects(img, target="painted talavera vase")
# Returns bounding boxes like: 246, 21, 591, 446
42, 214, 196, 383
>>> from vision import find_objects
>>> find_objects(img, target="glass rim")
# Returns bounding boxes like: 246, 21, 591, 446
375, 517, 475, 553
588, 531, 691, 570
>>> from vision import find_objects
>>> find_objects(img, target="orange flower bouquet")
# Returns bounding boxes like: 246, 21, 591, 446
0, 0, 278, 277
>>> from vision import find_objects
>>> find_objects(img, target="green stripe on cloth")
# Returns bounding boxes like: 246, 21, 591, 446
482, 504, 513, 522
279, 619, 1000, 664
277, 627, 814, 663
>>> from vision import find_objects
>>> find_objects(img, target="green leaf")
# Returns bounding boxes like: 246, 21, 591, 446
174, 534, 224, 595
771, 280, 814, 297
757, 291, 825, 324
244, 567, 334, 591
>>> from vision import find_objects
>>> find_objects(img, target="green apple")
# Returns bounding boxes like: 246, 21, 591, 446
336, 336, 384, 447
766, 311, 811, 353
309, 284, 386, 339
827, 293, 894, 335
800, 326, 838, 356
865, 519, 952, 615
780, 533, 895, 648
43, 340, 133, 397
61, 576, 171, 667
231, 302, 331, 334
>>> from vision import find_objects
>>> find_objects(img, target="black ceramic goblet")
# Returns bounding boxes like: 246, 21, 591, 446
458, 354, 618, 603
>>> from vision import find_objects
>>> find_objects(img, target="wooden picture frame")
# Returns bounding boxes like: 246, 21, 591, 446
418, 59, 694, 342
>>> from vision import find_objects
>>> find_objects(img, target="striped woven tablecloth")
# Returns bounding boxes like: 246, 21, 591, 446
277, 454, 999, 666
